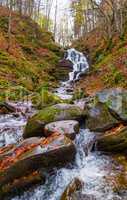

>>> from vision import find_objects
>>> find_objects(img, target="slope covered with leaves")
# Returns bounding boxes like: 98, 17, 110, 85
0, 6, 61, 101
73, 28, 127, 95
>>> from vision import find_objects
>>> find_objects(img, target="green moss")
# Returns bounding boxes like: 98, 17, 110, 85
102, 65, 126, 87
68, 107, 82, 118
0, 16, 8, 31
72, 88, 87, 101
24, 106, 61, 138
35, 107, 60, 122
32, 88, 63, 109
0, 12, 61, 101
98, 127, 127, 152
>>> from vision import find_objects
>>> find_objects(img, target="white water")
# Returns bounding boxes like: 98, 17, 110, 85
12, 130, 124, 200
55, 48, 89, 100
65, 48, 89, 81
0, 49, 126, 200
0, 101, 33, 147
54, 81, 73, 100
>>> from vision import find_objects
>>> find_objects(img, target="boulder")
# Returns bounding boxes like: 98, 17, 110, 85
85, 102, 119, 132
23, 103, 84, 139
74, 97, 91, 110
0, 102, 17, 114
96, 88, 127, 122
60, 177, 96, 200
59, 59, 73, 68
0, 137, 42, 161
60, 178, 84, 200
97, 125, 127, 153
0, 171, 45, 199
56, 60, 73, 81
45, 120, 79, 140
0, 133, 76, 192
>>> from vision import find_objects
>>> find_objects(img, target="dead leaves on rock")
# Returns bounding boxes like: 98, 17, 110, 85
0, 132, 61, 172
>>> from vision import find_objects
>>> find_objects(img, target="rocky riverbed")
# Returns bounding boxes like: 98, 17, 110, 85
1, 49, 127, 200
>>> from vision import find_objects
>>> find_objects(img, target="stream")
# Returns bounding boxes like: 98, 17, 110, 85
0, 49, 127, 200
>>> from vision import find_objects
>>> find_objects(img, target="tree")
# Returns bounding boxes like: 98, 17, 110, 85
8, 0, 13, 51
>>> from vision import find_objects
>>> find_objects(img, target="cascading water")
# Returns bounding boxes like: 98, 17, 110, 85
0, 50, 126, 200
12, 130, 125, 200
0, 101, 33, 147
65, 48, 89, 81
55, 48, 89, 100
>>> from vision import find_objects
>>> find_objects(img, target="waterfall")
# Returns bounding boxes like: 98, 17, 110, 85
65, 48, 89, 81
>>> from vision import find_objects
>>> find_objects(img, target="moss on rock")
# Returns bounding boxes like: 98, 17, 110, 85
85, 102, 119, 132
97, 125, 127, 153
23, 104, 84, 138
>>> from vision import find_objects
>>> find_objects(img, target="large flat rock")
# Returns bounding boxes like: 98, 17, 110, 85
0, 133, 76, 195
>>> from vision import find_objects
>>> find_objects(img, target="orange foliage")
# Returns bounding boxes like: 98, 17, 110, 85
0, 132, 61, 172
105, 124, 125, 137
36, 48, 50, 57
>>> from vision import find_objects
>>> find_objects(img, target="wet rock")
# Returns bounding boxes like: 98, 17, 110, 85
23, 103, 84, 139
97, 125, 127, 153
19, 137, 42, 146
85, 102, 119, 132
45, 120, 79, 140
96, 88, 127, 122
0, 137, 43, 161
59, 59, 73, 68
0, 102, 17, 114
74, 97, 91, 110
60, 178, 84, 200
66, 88, 73, 93
1, 171, 45, 199
56, 60, 73, 81
0, 133, 76, 191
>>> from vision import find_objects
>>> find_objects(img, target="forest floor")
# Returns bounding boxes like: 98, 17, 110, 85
0, 6, 63, 101
73, 28, 127, 95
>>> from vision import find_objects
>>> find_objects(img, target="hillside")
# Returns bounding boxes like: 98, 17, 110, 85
73, 28, 127, 95
0, 6, 62, 101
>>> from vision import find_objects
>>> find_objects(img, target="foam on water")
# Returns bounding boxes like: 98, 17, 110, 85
12, 129, 123, 200
0, 101, 34, 147
0, 51, 126, 200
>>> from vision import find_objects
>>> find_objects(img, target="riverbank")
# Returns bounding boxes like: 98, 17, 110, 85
73, 28, 127, 95
0, 48, 127, 199
0, 6, 64, 102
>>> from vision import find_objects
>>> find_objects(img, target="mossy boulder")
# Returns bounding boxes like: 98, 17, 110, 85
0, 134, 76, 197
96, 88, 127, 122
97, 125, 127, 153
85, 102, 119, 132
23, 103, 84, 139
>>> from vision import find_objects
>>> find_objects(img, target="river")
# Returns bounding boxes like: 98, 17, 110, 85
0, 49, 127, 200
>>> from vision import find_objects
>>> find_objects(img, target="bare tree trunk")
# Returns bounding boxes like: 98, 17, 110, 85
8, 0, 13, 51
54, 0, 58, 39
